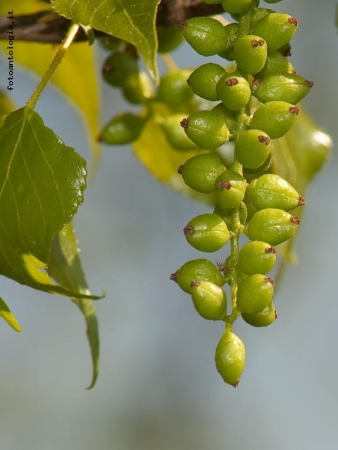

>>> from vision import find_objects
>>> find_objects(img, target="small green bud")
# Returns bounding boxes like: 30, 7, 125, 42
237, 274, 274, 314
157, 25, 184, 53
234, 35, 268, 74
181, 17, 228, 56
98, 112, 146, 145
221, 0, 254, 14
247, 174, 305, 211
102, 52, 138, 88
238, 240, 277, 275
162, 114, 197, 151
252, 13, 298, 51
216, 75, 251, 111
183, 213, 230, 252
250, 101, 300, 139
181, 110, 229, 150
190, 281, 227, 320
241, 301, 277, 327
252, 74, 313, 104
246, 208, 301, 245
215, 331, 246, 386
179, 154, 226, 193
171, 259, 226, 294
235, 129, 272, 169
157, 70, 193, 107
187, 63, 226, 101
215, 171, 247, 209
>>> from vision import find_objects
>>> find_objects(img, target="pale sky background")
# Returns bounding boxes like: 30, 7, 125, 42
1, 1, 338, 449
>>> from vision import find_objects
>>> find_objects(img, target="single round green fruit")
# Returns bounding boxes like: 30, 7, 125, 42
99, 35, 123, 51
162, 114, 197, 150
216, 75, 251, 111
237, 274, 274, 314
241, 301, 277, 327
157, 25, 184, 53
234, 35, 268, 74
181, 17, 228, 56
187, 63, 226, 101
98, 112, 146, 145
102, 51, 138, 87
235, 129, 271, 169
171, 259, 226, 294
215, 171, 247, 209
250, 101, 300, 139
246, 208, 301, 245
221, 0, 253, 14
247, 174, 305, 211
122, 71, 153, 104
157, 70, 193, 107
215, 331, 246, 386
183, 213, 230, 252
238, 240, 276, 275
179, 154, 226, 193
252, 13, 298, 51
181, 110, 229, 150
190, 281, 227, 320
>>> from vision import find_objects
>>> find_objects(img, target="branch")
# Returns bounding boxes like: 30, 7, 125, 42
0, 0, 224, 44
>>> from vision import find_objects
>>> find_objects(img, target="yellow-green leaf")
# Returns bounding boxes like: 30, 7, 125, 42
0, 297, 22, 332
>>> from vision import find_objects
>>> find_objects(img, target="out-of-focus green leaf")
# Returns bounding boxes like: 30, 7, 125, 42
0, 106, 100, 299
0, 0, 101, 169
0, 297, 22, 332
49, 223, 101, 389
52, 0, 161, 82
0, 91, 15, 118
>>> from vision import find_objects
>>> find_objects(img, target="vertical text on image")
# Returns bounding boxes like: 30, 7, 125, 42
7, 10, 14, 91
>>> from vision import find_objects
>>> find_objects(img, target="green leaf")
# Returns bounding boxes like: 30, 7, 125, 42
51, 0, 161, 82
48, 223, 101, 389
0, 106, 99, 299
0, 297, 22, 332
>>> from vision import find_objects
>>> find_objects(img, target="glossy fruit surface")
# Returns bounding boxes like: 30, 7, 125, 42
235, 129, 271, 169
179, 154, 226, 193
252, 13, 298, 51
215, 331, 246, 386
247, 174, 304, 211
246, 208, 301, 245
187, 63, 226, 101
98, 113, 146, 145
191, 281, 227, 320
216, 75, 251, 111
237, 274, 274, 314
234, 35, 268, 74
157, 70, 193, 107
241, 301, 277, 327
250, 101, 300, 139
181, 17, 228, 56
184, 213, 230, 252
181, 111, 229, 150
157, 25, 184, 53
256, 50, 294, 78
162, 114, 197, 150
238, 240, 276, 275
215, 171, 247, 209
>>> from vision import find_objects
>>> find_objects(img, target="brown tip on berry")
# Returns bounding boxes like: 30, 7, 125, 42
180, 21, 186, 29
190, 280, 200, 288
274, 310, 278, 319
306, 80, 314, 88
258, 134, 270, 145
180, 118, 189, 128
170, 271, 178, 282
252, 79, 262, 90
290, 216, 301, 225
183, 224, 195, 236
251, 39, 265, 47
265, 276, 275, 287
226, 77, 239, 86
265, 246, 276, 254
288, 17, 299, 26
298, 196, 305, 206
102, 64, 114, 74
216, 262, 225, 272
282, 45, 292, 57
232, 381, 240, 388
289, 106, 300, 115
178, 165, 184, 174
218, 180, 232, 190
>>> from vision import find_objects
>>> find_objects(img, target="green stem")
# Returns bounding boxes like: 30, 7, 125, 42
27, 24, 80, 109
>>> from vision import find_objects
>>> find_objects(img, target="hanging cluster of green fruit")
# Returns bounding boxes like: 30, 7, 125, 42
99, 0, 313, 386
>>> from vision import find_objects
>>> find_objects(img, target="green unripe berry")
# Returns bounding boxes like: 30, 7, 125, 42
215, 171, 247, 209
102, 52, 138, 88
183, 213, 230, 252
181, 17, 228, 56
98, 112, 146, 145
157, 70, 193, 107
241, 301, 277, 327
162, 114, 197, 151
181, 110, 229, 150
237, 274, 274, 314
122, 71, 153, 104
253, 13, 298, 51
251, 8, 273, 28
179, 154, 226, 193
215, 331, 246, 386
218, 23, 239, 61
171, 259, 226, 294
157, 25, 184, 53
234, 35, 268, 75
246, 208, 301, 245
216, 76, 251, 111
256, 50, 295, 78
250, 101, 300, 139
190, 281, 227, 320
243, 154, 272, 179
238, 240, 276, 275
221, 0, 254, 14
235, 129, 271, 169
212, 103, 237, 136
187, 63, 226, 101
99, 35, 123, 52
263, 0, 282, 3
252, 74, 313, 104
247, 174, 305, 211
